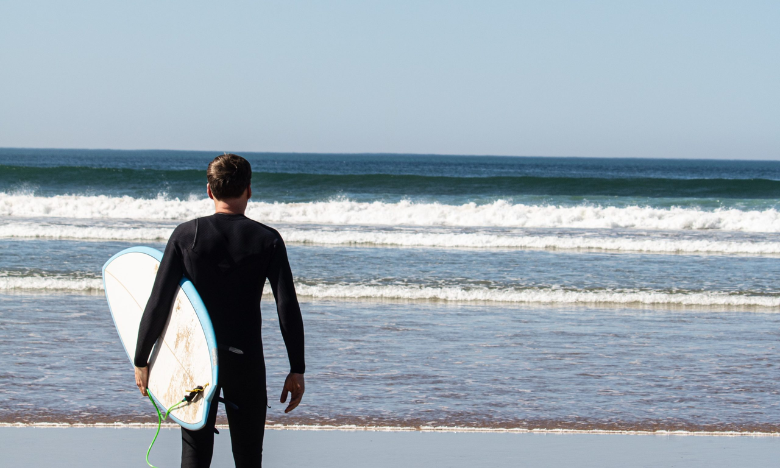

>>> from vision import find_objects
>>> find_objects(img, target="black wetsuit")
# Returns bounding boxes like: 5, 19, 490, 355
134, 213, 305, 468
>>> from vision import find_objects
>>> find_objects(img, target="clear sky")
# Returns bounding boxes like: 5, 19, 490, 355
1, 1, 778, 159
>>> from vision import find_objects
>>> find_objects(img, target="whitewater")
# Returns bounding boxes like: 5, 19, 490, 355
3, 193, 780, 232
2, 275, 778, 309
3, 220, 780, 255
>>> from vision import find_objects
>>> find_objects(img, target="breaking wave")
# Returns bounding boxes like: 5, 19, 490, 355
2, 194, 780, 232
283, 231, 780, 255
294, 284, 780, 308
0, 223, 173, 242
4, 163, 780, 199
0, 276, 103, 293
2, 221, 780, 255
3, 274, 778, 308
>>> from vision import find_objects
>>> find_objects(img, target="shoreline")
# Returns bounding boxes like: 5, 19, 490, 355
2, 422, 777, 437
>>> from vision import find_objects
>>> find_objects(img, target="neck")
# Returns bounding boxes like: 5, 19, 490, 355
213, 199, 247, 215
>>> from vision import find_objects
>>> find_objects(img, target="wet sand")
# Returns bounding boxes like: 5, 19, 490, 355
1, 427, 777, 468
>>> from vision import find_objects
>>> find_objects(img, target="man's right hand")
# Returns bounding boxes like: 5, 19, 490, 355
135, 366, 149, 396
280, 373, 305, 413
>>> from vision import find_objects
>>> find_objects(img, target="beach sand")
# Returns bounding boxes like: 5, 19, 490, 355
1, 427, 776, 467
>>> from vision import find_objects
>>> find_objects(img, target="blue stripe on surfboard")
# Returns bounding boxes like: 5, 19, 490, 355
102, 246, 219, 431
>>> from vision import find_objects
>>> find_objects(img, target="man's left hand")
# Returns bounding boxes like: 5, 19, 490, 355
280, 373, 305, 413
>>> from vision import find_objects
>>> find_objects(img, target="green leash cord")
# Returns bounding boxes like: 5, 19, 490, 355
145, 392, 185, 468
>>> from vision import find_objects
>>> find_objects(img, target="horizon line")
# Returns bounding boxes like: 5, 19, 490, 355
1, 146, 779, 163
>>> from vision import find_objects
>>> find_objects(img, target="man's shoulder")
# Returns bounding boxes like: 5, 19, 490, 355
172, 218, 198, 234
167, 219, 198, 243
243, 218, 283, 241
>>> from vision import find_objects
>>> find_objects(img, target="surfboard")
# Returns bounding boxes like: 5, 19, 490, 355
102, 246, 219, 431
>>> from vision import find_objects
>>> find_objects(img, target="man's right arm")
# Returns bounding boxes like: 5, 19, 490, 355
134, 234, 185, 370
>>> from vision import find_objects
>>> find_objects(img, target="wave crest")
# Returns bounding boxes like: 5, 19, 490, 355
295, 284, 780, 308
3, 275, 778, 308
2, 194, 780, 232
0, 276, 103, 293
3, 221, 780, 255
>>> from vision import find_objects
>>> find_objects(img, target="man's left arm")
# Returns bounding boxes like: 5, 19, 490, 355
267, 237, 305, 412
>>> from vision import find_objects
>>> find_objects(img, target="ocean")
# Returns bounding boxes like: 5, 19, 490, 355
1, 148, 778, 433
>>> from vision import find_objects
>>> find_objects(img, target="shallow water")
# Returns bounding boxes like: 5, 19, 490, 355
2, 295, 778, 431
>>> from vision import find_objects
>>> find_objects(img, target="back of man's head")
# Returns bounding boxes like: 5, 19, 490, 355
207, 154, 252, 200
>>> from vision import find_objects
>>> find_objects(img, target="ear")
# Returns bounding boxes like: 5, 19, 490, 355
207, 183, 214, 200
246, 185, 252, 200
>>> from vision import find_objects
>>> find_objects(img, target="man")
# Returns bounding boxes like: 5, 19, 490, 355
133, 154, 305, 467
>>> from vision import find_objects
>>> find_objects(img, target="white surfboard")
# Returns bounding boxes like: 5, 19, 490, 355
103, 246, 219, 430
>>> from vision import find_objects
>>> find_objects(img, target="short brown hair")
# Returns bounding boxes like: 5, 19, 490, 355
207, 154, 252, 200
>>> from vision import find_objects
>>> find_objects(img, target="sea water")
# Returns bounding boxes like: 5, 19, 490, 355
0, 149, 778, 432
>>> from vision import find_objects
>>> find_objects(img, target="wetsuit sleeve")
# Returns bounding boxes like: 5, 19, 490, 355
267, 238, 305, 374
133, 230, 185, 367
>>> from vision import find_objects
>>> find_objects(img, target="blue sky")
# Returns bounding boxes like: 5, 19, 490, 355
1, 1, 778, 159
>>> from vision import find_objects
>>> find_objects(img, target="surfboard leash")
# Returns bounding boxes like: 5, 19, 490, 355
144, 384, 209, 468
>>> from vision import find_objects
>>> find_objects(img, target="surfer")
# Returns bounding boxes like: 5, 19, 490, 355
133, 154, 305, 467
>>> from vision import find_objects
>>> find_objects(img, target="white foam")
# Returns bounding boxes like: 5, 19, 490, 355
0, 276, 103, 293
2, 422, 776, 436
295, 284, 780, 308
1, 221, 778, 255
0, 193, 212, 220
0, 223, 174, 241
263, 424, 780, 437
283, 230, 780, 255
4, 275, 776, 308
2, 194, 780, 232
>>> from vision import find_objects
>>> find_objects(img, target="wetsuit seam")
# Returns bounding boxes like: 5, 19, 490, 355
191, 219, 198, 250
